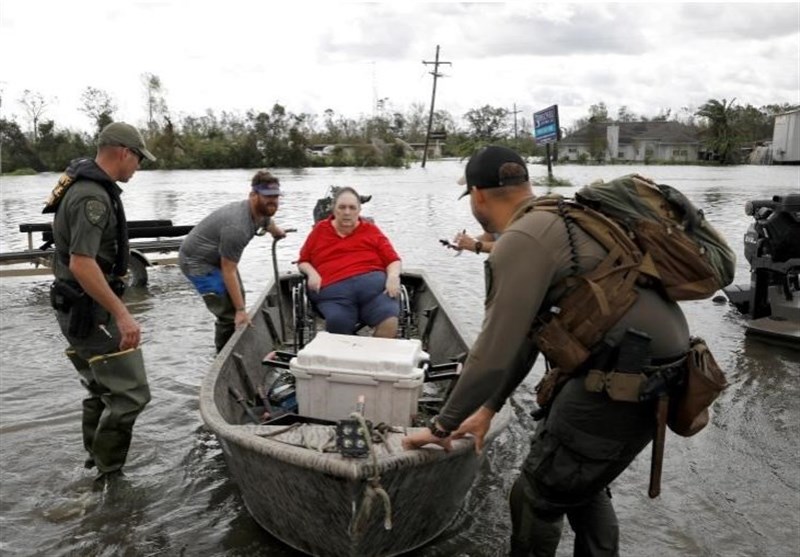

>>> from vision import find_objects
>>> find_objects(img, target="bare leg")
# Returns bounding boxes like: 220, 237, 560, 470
373, 316, 398, 338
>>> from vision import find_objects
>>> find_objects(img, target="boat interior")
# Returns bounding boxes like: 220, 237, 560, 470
213, 271, 468, 432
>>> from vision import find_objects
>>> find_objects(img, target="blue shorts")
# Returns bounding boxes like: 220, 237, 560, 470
309, 271, 399, 334
186, 268, 226, 296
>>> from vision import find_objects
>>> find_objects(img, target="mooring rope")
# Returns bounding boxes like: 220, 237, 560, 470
348, 412, 393, 536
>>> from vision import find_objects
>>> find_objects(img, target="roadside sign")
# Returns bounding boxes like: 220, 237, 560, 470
533, 105, 560, 144
429, 130, 447, 140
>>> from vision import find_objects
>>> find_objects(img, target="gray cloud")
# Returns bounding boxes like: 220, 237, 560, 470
676, 3, 800, 41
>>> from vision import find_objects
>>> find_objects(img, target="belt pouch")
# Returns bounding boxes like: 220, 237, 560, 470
605, 371, 647, 402
68, 293, 95, 339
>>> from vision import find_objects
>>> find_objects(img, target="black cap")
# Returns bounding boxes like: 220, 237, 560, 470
458, 145, 528, 199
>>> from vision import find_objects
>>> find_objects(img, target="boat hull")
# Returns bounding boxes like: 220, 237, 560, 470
200, 270, 511, 556
219, 434, 487, 557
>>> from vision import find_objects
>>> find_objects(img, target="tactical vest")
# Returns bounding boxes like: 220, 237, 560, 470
515, 196, 653, 376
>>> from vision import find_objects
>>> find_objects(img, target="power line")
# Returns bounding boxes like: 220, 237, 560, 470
421, 45, 451, 168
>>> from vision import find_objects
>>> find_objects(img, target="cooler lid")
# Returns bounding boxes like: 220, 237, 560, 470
290, 332, 428, 377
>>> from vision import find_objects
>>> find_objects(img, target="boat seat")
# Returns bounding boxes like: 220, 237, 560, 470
291, 276, 412, 352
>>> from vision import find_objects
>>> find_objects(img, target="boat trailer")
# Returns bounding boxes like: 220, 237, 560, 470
0, 220, 194, 286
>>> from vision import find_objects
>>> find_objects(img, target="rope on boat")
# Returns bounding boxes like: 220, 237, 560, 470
256, 423, 302, 437
348, 412, 393, 537
303, 427, 336, 453
256, 423, 336, 452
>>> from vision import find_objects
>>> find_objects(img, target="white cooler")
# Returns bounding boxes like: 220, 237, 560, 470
290, 332, 429, 426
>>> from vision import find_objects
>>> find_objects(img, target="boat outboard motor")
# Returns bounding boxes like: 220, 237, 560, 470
743, 194, 800, 264
725, 194, 800, 319
312, 186, 372, 223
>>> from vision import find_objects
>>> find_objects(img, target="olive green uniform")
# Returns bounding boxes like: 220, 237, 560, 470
50, 159, 151, 475
437, 200, 689, 556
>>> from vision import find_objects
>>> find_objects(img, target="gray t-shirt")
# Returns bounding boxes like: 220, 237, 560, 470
179, 200, 268, 276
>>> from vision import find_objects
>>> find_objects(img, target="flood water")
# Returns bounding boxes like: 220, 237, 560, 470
0, 161, 798, 557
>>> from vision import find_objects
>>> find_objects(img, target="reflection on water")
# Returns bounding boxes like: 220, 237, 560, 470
1, 162, 798, 556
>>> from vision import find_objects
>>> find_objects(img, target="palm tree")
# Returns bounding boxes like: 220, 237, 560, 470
696, 98, 738, 164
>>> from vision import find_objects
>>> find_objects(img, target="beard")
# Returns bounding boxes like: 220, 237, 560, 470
260, 202, 278, 217
473, 208, 494, 234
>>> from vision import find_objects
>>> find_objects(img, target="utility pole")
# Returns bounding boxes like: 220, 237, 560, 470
511, 103, 522, 146
421, 45, 451, 168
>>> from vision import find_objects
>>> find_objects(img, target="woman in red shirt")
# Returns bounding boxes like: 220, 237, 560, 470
297, 187, 402, 338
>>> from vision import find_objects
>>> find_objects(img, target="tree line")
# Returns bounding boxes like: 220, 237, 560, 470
2, 74, 796, 173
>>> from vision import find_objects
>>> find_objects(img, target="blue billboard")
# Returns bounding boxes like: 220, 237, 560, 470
533, 105, 560, 144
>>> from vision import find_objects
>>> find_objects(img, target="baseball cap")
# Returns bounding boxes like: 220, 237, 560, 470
98, 122, 156, 162
252, 182, 282, 196
458, 145, 528, 199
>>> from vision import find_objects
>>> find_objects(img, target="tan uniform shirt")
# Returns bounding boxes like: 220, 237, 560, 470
437, 198, 690, 431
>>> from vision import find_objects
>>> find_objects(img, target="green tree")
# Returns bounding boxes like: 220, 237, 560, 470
588, 102, 610, 122
404, 103, 428, 142
18, 89, 49, 143
79, 87, 117, 135
463, 105, 509, 141
141, 73, 168, 132
0, 117, 43, 172
617, 105, 637, 122
696, 98, 739, 164
35, 120, 89, 170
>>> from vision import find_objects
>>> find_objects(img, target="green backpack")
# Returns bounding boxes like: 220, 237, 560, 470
528, 175, 735, 427
574, 174, 736, 301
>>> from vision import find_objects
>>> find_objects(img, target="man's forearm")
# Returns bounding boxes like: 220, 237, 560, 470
220, 261, 245, 309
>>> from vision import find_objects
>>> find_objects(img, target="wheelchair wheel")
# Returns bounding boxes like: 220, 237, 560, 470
292, 280, 315, 352
398, 284, 412, 339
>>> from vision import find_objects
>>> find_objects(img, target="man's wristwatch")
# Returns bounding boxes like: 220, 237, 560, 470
236, 306, 246, 312
474, 241, 483, 254
428, 416, 451, 438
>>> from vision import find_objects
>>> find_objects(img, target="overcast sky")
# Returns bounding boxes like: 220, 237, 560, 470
1, 1, 798, 135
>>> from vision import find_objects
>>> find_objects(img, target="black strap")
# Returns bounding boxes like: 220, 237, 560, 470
108, 186, 129, 277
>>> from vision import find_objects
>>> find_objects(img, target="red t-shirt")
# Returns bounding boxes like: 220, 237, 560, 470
298, 217, 401, 288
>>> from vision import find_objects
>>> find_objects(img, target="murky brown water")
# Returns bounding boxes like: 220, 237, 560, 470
1, 162, 798, 556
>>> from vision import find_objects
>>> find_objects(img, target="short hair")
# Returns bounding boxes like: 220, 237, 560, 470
251, 170, 278, 187
478, 162, 529, 200
333, 186, 361, 207
498, 162, 528, 184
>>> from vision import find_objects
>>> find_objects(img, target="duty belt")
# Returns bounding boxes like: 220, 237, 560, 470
584, 354, 687, 403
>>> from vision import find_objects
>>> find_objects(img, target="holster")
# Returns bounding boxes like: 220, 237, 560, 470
69, 294, 95, 339
50, 279, 82, 312
51, 279, 95, 339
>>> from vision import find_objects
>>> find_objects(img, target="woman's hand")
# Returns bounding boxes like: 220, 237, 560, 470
307, 272, 322, 293
385, 274, 401, 298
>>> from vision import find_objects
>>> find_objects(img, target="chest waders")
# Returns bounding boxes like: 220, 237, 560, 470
47, 165, 149, 476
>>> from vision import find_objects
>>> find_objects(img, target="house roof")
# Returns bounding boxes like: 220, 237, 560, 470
562, 121, 700, 145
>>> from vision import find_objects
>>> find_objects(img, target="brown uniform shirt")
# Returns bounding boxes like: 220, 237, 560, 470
437, 198, 690, 431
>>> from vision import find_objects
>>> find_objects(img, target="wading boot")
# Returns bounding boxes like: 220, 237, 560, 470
66, 348, 102, 469
87, 347, 151, 474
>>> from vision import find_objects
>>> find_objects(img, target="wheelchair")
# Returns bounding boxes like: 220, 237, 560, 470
291, 276, 413, 353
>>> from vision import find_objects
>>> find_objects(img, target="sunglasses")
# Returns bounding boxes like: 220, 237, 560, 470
126, 147, 144, 163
